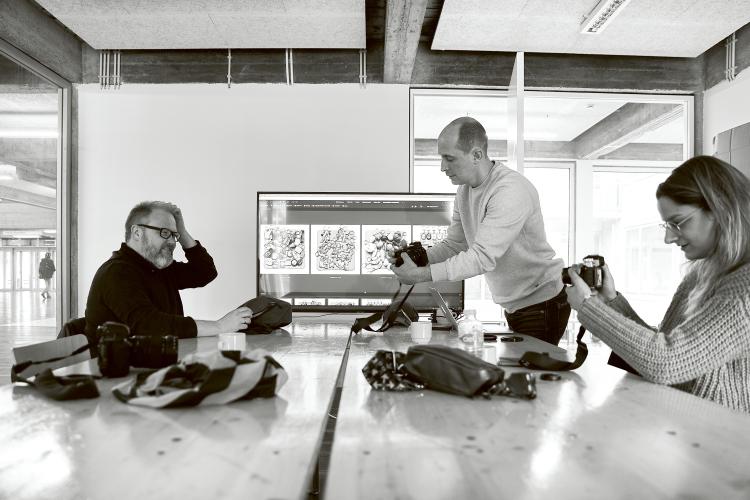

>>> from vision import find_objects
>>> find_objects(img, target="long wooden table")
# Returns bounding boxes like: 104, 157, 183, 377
325, 328, 750, 500
0, 322, 351, 500
4, 319, 750, 500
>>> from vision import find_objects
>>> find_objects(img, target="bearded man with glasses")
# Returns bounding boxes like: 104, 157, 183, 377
85, 201, 253, 347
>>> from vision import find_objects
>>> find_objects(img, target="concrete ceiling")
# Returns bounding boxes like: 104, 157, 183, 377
33, 0, 366, 49
433, 0, 750, 57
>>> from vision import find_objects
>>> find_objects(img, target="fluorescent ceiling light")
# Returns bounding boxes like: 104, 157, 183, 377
580, 0, 633, 34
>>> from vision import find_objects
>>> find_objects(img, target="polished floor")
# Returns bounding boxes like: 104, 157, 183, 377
0, 290, 57, 385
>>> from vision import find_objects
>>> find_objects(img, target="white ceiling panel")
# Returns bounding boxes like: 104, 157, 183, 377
433, 0, 750, 57
34, 0, 366, 49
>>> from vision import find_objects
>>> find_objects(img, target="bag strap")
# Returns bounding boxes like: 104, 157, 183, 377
10, 343, 92, 382
11, 364, 100, 401
351, 284, 414, 334
514, 326, 588, 371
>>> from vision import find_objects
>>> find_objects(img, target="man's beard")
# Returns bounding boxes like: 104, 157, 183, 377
143, 242, 175, 269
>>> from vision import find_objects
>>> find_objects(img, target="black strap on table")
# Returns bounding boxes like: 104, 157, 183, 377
515, 326, 588, 371
11, 344, 100, 401
10, 343, 92, 382
351, 284, 415, 334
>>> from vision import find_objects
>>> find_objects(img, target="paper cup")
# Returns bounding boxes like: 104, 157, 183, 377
410, 320, 432, 344
218, 332, 246, 352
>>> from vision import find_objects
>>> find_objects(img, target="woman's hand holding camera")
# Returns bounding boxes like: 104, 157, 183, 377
565, 264, 617, 310
599, 264, 617, 302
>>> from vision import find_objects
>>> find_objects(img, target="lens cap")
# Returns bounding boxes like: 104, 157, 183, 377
500, 335, 524, 342
540, 373, 561, 381
483, 333, 497, 342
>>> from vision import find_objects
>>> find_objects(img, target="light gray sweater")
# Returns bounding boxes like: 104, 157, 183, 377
578, 263, 750, 413
428, 163, 564, 311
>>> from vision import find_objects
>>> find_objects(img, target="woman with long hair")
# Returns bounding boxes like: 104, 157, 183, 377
566, 155, 750, 412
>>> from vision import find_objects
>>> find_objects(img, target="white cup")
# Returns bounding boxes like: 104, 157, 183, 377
410, 320, 432, 344
218, 332, 246, 352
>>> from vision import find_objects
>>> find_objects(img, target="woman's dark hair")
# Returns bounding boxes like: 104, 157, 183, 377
656, 155, 750, 314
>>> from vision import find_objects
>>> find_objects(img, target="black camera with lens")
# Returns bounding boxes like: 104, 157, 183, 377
562, 254, 605, 290
97, 321, 179, 378
394, 241, 429, 267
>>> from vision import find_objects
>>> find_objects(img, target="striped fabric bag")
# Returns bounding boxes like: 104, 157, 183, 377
112, 349, 287, 408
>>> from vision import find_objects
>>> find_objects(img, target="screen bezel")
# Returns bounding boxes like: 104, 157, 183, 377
256, 191, 464, 313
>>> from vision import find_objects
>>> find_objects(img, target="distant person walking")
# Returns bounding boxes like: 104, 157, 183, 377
39, 252, 55, 301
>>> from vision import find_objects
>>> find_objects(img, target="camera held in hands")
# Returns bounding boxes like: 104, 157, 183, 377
394, 241, 429, 267
97, 321, 178, 378
562, 254, 605, 290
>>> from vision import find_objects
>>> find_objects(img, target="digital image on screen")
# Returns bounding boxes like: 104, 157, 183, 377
412, 225, 449, 248
361, 225, 411, 274
260, 224, 310, 274
311, 225, 360, 274
257, 193, 462, 312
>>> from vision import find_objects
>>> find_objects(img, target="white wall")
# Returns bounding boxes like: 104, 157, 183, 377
77, 83, 410, 320
703, 68, 750, 153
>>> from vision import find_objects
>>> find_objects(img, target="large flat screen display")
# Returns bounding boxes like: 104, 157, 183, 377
257, 193, 464, 312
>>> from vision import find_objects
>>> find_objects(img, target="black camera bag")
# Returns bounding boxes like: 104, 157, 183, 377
238, 296, 292, 334
362, 345, 537, 399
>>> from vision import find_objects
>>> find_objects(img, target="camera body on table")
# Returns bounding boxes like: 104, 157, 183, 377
562, 254, 605, 290
394, 241, 429, 267
97, 321, 178, 377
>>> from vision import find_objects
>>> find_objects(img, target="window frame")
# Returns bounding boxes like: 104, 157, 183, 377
0, 38, 73, 329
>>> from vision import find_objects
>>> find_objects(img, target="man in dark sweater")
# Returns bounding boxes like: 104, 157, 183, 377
85, 201, 253, 345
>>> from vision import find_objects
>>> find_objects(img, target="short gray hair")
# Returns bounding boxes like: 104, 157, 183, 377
124, 201, 172, 241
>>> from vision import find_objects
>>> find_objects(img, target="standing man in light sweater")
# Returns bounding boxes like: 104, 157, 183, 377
392, 117, 569, 345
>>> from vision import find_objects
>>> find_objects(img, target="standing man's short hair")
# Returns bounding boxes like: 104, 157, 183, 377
446, 117, 489, 155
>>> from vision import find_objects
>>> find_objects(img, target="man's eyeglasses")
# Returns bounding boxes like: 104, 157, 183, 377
658, 208, 701, 236
136, 224, 180, 241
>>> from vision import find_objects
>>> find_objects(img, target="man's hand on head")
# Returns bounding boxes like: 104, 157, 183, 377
162, 202, 196, 249
390, 252, 432, 285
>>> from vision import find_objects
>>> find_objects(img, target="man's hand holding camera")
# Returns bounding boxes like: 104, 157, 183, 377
388, 242, 432, 285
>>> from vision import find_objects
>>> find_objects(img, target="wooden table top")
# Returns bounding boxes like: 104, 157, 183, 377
325, 328, 750, 500
0, 323, 351, 500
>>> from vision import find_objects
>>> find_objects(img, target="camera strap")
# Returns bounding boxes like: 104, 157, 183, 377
351, 284, 416, 334
11, 344, 101, 400
500, 326, 589, 371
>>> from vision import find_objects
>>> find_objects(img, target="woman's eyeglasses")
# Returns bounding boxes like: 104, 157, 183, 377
658, 208, 701, 236
137, 224, 180, 241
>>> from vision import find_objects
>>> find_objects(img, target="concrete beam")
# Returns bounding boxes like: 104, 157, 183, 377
703, 22, 750, 90
0, 201, 55, 229
414, 138, 576, 159
0, 0, 82, 83
600, 143, 683, 161
0, 185, 55, 209
572, 103, 683, 159
384, 0, 428, 83
0, 137, 57, 188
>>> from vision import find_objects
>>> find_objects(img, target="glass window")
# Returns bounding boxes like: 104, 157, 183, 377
0, 50, 61, 364
591, 170, 685, 325
412, 89, 692, 331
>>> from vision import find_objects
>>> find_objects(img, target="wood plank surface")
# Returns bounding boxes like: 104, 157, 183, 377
325, 328, 750, 499
0, 322, 352, 500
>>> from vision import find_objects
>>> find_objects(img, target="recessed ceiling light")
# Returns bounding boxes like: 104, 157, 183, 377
580, 0, 633, 35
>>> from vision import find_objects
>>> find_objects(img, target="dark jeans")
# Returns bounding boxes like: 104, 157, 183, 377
504, 288, 571, 345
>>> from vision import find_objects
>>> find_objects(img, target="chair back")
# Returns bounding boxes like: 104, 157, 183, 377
57, 317, 87, 339
12, 334, 92, 379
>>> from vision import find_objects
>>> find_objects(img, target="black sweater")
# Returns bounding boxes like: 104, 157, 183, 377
84, 242, 218, 343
